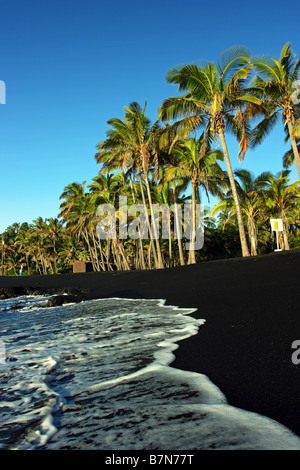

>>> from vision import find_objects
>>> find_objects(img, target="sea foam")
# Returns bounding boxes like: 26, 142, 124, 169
1, 296, 300, 450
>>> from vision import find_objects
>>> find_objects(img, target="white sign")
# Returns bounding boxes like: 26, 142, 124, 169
270, 219, 283, 232
270, 219, 283, 252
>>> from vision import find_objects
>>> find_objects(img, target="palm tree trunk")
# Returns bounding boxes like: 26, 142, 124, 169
188, 182, 197, 264
53, 241, 58, 274
106, 239, 114, 271
111, 240, 122, 270
90, 228, 102, 271
100, 241, 113, 271
173, 185, 185, 266
83, 229, 97, 271
117, 238, 131, 270
148, 243, 152, 269
130, 175, 147, 270
247, 218, 258, 256
144, 177, 164, 269
138, 173, 159, 268
282, 210, 290, 250
35, 256, 42, 275
218, 130, 250, 257
95, 237, 106, 271
36, 261, 41, 275
278, 231, 285, 250
287, 120, 300, 180
168, 216, 172, 267
140, 152, 164, 269
38, 247, 47, 274
139, 238, 146, 270
25, 253, 30, 273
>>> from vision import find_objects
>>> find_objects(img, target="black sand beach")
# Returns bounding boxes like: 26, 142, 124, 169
1, 250, 300, 440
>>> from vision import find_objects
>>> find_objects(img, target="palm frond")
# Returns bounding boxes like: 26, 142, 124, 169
166, 63, 217, 101
283, 141, 300, 168
217, 45, 251, 83
252, 55, 282, 82
158, 95, 208, 122
250, 110, 279, 148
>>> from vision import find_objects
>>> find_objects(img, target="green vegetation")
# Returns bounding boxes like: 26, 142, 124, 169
1, 44, 300, 275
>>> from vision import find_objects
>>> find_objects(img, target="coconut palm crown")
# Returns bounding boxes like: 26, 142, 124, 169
251, 43, 300, 179
158, 46, 260, 257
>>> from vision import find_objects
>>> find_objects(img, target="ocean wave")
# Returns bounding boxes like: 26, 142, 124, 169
1, 296, 300, 450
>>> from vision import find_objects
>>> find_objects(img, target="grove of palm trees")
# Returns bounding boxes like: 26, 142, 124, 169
1, 43, 300, 276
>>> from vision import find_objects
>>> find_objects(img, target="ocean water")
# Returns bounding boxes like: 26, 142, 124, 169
1, 295, 300, 451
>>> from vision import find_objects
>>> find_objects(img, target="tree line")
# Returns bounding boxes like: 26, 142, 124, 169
1, 43, 300, 275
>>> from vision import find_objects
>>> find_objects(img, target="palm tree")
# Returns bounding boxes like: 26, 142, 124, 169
59, 182, 101, 271
211, 169, 265, 256
251, 43, 300, 179
45, 218, 63, 274
163, 136, 224, 263
58, 236, 89, 268
59, 182, 87, 219
88, 173, 131, 271
2, 223, 21, 275
283, 140, 300, 169
95, 101, 165, 269
155, 170, 190, 267
158, 46, 259, 257
255, 169, 300, 250
14, 222, 32, 274
32, 217, 52, 274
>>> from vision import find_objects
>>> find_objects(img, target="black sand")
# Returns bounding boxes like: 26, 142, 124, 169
1, 250, 300, 438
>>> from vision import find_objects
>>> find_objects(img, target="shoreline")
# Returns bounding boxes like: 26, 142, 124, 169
1, 250, 300, 438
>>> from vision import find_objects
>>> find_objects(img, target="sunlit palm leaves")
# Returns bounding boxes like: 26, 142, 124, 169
251, 43, 300, 178
158, 46, 258, 257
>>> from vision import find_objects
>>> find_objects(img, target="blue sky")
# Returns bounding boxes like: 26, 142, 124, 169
0, 0, 299, 233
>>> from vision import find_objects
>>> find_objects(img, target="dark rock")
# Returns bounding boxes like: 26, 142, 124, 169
0, 287, 26, 299
0, 286, 92, 301
46, 294, 88, 307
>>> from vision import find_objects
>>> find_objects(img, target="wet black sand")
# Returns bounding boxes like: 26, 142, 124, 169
1, 250, 300, 439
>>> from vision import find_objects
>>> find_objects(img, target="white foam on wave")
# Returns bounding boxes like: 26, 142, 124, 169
33, 408, 58, 448
2, 295, 300, 450
66, 297, 203, 395
55, 297, 300, 450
